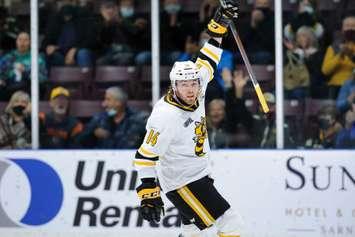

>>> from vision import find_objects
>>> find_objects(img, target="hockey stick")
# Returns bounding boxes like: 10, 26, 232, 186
229, 23, 270, 113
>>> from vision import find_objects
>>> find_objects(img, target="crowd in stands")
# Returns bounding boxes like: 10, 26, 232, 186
0, 0, 354, 149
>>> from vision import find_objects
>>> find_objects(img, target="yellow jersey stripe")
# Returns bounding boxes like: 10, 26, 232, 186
201, 47, 219, 63
177, 187, 214, 227
196, 58, 214, 81
183, 187, 215, 223
133, 160, 156, 167
138, 146, 158, 158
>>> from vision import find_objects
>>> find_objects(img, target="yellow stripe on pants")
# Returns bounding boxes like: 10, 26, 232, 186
177, 186, 215, 227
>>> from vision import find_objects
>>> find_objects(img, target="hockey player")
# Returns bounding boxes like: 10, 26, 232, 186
133, 1, 243, 236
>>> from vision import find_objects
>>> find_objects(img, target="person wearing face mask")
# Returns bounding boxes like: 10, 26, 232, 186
284, 0, 324, 42
322, 15, 355, 99
78, 86, 147, 148
304, 105, 343, 148
239, 0, 274, 64
39, 86, 83, 148
0, 90, 31, 149
135, 0, 186, 65
96, 0, 149, 65
283, 26, 327, 99
42, 3, 95, 68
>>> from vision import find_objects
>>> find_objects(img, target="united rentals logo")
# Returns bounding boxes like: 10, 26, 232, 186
0, 158, 63, 227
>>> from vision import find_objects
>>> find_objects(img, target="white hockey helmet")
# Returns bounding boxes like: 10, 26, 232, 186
169, 61, 201, 91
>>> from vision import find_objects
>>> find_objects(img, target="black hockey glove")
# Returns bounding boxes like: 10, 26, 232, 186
207, 0, 239, 38
136, 178, 164, 223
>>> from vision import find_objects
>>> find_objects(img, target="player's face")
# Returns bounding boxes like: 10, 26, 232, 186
175, 79, 200, 105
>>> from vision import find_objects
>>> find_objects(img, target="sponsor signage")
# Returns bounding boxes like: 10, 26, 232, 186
0, 150, 354, 237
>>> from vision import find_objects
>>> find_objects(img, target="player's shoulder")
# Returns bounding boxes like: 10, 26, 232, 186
148, 97, 178, 124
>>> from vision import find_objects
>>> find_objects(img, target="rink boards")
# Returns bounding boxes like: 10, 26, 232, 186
0, 150, 354, 237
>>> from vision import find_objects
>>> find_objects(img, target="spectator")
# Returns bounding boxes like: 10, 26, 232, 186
177, 35, 200, 62
78, 86, 147, 148
241, 0, 274, 64
321, 15, 355, 99
335, 103, 355, 148
39, 86, 83, 148
42, 3, 95, 68
206, 99, 229, 148
0, 6, 20, 56
224, 70, 254, 146
252, 92, 296, 148
284, 0, 324, 42
0, 32, 47, 101
136, 0, 185, 65
336, 73, 355, 114
284, 26, 326, 99
0, 90, 31, 149
304, 105, 343, 148
96, 0, 149, 65
119, 0, 150, 61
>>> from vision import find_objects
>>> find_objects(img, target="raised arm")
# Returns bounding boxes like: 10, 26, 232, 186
196, 0, 239, 81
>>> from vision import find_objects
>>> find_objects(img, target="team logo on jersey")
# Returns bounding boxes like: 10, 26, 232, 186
193, 117, 207, 157
0, 158, 63, 227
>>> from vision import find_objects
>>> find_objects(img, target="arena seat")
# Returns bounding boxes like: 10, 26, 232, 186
95, 66, 138, 83
318, 0, 341, 11
305, 98, 336, 117
237, 64, 275, 98
141, 66, 171, 82
48, 67, 93, 99
37, 99, 151, 119
138, 66, 171, 99
93, 66, 138, 98
284, 99, 304, 117
127, 100, 152, 113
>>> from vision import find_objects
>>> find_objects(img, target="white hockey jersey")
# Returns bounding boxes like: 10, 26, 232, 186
134, 39, 222, 193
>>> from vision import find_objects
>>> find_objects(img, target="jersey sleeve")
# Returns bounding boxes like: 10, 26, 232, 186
195, 38, 223, 83
133, 110, 175, 179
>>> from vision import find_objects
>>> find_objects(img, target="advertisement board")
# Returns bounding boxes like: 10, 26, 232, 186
0, 150, 354, 237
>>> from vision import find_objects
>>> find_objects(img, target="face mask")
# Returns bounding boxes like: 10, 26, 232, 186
164, 4, 181, 14
344, 29, 355, 42
12, 105, 25, 116
120, 7, 134, 18
107, 108, 117, 117
300, 5, 314, 14
54, 105, 67, 115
